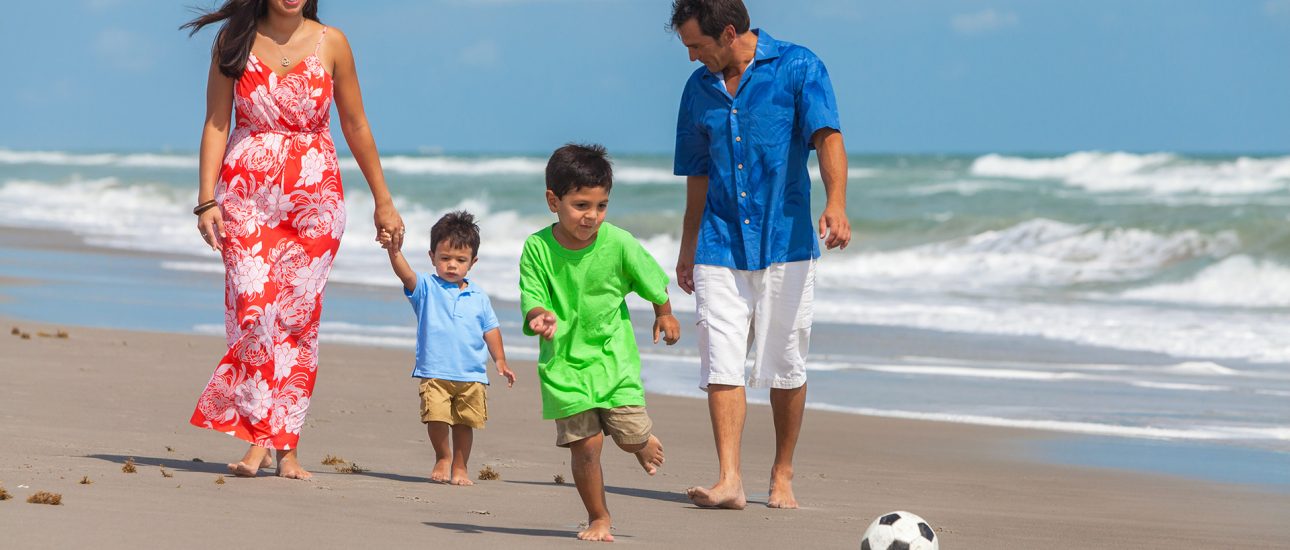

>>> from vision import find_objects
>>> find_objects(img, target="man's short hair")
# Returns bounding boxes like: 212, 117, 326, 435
670, 0, 750, 40
545, 143, 614, 198
430, 210, 481, 258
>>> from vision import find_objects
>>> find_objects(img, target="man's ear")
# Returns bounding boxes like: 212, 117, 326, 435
546, 189, 559, 213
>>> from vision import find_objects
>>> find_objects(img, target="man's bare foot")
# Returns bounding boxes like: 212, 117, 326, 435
767, 466, 797, 509
227, 461, 259, 477
276, 457, 312, 480
577, 517, 614, 542
429, 458, 452, 483
450, 467, 474, 486
686, 480, 746, 510
633, 435, 664, 475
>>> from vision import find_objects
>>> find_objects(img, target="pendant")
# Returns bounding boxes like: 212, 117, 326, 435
280, 57, 291, 67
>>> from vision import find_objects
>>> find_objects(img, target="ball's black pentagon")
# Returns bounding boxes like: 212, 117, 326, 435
860, 539, 871, 550
891, 541, 910, 550
919, 522, 935, 541
879, 512, 902, 526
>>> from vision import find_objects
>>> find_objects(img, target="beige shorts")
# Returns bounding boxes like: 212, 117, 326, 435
418, 378, 487, 429
554, 406, 652, 447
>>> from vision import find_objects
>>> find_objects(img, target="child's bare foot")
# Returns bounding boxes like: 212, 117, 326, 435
686, 479, 747, 510
276, 457, 312, 480
633, 435, 664, 475
766, 466, 797, 509
430, 458, 452, 483
577, 517, 614, 542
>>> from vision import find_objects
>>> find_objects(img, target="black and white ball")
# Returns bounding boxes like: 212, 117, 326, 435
860, 510, 939, 550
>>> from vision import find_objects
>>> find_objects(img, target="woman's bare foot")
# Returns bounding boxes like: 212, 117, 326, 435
686, 479, 747, 510
449, 472, 474, 486
430, 458, 452, 483
275, 451, 313, 480
227, 461, 259, 477
577, 517, 614, 542
633, 435, 664, 475
766, 466, 798, 509
227, 445, 269, 477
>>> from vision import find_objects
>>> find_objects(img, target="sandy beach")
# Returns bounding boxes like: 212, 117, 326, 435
0, 318, 1286, 549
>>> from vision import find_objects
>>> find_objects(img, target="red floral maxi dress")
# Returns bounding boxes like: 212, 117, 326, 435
191, 28, 345, 451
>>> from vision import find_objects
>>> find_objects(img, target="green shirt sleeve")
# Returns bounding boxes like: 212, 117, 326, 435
519, 235, 551, 336
622, 231, 671, 306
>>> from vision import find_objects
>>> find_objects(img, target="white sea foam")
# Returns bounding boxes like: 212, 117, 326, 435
0, 149, 199, 169
1129, 381, 1230, 392
1118, 256, 1290, 308
972, 152, 1290, 195
849, 364, 1091, 381
1162, 362, 1240, 376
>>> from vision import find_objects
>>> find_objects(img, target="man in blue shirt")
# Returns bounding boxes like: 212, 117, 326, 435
671, 0, 851, 510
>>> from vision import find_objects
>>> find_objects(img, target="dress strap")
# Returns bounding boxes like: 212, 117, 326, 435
313, 27, 328, 55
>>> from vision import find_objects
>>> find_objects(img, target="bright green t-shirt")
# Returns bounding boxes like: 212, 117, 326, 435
519, 222, 671, 420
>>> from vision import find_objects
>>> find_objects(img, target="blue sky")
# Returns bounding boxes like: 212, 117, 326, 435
0, 0, 1286, 154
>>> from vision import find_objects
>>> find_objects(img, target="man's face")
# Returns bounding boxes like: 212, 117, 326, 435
678, 18, 734, 73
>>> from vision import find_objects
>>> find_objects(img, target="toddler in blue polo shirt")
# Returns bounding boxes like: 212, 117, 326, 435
380, 210, 516, 485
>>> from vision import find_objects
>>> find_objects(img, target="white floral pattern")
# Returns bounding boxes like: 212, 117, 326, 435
192, 28, 340, 451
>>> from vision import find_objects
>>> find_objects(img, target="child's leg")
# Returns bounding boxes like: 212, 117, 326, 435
569, 433, 614, 542
449, 425, 474, 486
427, 422, 453, 482
603, 406, 664, 476
275, 447, 312, 480
227, 444, 270, 477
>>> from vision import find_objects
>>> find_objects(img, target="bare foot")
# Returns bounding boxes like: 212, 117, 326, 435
577, 517, 614, 542
260, 455, 273, 469
276, 457, 313, 480
633, 435, 665, 475
430, 458, 452, 483
686, 480, 746, 510
226, 461, 259, 477
450, 467, 474, 486
767, 466, 797, 509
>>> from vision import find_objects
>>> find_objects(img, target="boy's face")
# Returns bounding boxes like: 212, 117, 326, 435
429, 241, 477, 285
546, 185, 609, 246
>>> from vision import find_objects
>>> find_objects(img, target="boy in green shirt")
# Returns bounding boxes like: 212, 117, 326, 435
520, 143, 680, 543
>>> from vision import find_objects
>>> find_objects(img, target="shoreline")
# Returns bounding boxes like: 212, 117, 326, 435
1, 319, 1288, 548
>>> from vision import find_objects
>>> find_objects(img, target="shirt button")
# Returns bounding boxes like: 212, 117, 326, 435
732, 108, 738, 114
744, 219, 750, 225
737, 163, 744, 170
735, 136, 742, 142
740, 191, 747, 198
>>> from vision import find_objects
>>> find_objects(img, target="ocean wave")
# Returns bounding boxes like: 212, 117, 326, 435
0, 149, 197, 169
971, 152, 1290, 195
1117, 256, 1290, 308
818, 218, 1240, 291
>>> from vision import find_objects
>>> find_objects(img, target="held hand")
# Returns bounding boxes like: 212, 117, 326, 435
197, 207, 225, 252
653, 314, 680, 346
377, 229, 397, 250
818, 204, 852, 250
374, 202, 405, 250
529, 311, 557, 340
497, 361, 516, 388
676, 251, 696, 295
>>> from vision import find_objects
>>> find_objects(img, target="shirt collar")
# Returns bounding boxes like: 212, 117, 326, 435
704, 29, 778, 81
431, 274, 472, 293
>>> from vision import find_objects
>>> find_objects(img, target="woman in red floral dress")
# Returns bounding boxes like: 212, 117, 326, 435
183, 0, 405, 480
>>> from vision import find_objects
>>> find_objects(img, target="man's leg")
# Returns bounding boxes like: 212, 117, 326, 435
768, 383, 806, 508
569, 433, 614, 542
686, 384, 748, 509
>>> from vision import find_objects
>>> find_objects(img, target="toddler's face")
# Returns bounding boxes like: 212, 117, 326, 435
430, 242, 477, 285
547, 186, 609, 247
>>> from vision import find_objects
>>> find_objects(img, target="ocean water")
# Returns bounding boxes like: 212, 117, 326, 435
2, 148, 1288, 471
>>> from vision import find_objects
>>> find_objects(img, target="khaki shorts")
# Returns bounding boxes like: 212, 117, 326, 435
554, 406, 652, 447
418, 378, 487, 429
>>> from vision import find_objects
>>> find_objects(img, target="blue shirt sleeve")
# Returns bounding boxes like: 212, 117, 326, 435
673, 75, 711, 176
405, 273, 429, 317
796, 53, 841, 150
479, 294, 500, 333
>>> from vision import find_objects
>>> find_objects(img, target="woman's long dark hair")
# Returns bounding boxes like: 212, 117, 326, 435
181, 0, 320, 78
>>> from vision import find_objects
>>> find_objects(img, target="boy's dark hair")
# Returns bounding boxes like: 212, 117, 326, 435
545, 143, 613, 198
430, 210, 481, 258
669, 0, 750, 40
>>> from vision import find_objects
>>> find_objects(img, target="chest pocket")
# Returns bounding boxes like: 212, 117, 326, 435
745, 80, 795, 145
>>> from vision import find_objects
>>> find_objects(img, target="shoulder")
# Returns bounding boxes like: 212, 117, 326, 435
521, 228, 552, 256
776, 41, 826, 71
598, 223, 642, 251
321, 24, 350, 46
682, 68, 708, 94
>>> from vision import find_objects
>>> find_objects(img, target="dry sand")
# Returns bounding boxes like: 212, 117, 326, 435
1, 319, 1286, 548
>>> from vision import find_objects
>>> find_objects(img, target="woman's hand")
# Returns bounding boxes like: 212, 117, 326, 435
374, 201, 405, 249
197, 207, 225, 252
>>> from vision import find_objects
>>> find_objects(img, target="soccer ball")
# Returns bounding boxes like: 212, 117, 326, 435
860, 510, 939, 550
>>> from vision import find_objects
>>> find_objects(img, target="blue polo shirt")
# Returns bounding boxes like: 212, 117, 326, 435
405, 273, 499, 384
673, 29, 841, 271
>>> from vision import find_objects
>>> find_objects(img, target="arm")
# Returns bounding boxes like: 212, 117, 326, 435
196, 57, 234, 251
482, 328, 515, 387
651, 299, 680, 346
676, 175, 708, 294
813, 129, 851, 250
525, 307, 557, 340
385, 246, 417, 293
328, 28, 405, 249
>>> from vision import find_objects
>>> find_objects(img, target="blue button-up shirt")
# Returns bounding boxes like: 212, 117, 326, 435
674, 30, 841, 271
405, 273, 500, 384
